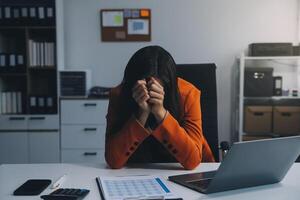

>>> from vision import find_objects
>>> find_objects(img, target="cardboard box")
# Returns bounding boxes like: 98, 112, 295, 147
244, 106, 272, 134
273, 106, 300, 135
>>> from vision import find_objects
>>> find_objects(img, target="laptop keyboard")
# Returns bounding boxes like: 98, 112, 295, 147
188, 178, 212, 189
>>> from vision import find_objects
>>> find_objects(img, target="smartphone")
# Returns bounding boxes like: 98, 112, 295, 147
13, 179, 51, 196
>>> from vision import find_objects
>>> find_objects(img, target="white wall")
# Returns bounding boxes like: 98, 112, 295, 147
60, 0, 299, 143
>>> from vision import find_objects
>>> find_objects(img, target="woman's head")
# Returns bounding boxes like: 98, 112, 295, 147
123, 45, 177, 91
117, 46, 182, 130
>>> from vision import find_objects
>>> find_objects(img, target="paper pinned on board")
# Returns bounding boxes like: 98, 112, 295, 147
127, 19, 149, 35
102, 11, 124, 27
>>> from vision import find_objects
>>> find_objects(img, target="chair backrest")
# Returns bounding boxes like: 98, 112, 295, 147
177, 64, 219, 161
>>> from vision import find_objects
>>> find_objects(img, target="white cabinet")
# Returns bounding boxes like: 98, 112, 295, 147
60, 99, 108, 164
0, 132, 29, 164
0, 115, 60, 164
29, 131, 60, 163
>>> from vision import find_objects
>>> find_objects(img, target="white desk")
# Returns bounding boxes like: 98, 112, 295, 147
1, 163, 300, 200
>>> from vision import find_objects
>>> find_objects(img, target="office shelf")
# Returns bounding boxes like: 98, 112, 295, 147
235, 53, 300, 142
0, 1, 57, 115
0, 0, 59, 165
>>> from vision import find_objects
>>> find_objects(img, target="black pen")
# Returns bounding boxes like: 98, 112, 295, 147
95, 178, 105, 200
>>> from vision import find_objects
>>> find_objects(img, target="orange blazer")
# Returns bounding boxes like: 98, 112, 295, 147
105, 78, 215, 169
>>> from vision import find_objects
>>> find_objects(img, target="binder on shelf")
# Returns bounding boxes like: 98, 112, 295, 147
2, 92, 6, 114
0, 53, 6, 67
12, 7, 20, 19
38, 96, 45, 113
46, 7, 54, 18
11, 92, 17, 114
21, 7, 28, 18
45, 42, 48, 66
36, 41, 39, 67
32, 40, 36, 66
20, 7, 28, 24
29, 96, 37, 113
4, 6, 11, 19
0, 92, 1, 114
41, 42, 44, 67
9, 54, 16, 67
38, 96, 45, 105
29, 7, 36, 18
17, 92, 22, 113
0, 7, 3, 20
38, 7, 45, 19
46, 96, 54, 113
29, 40, 33, 67
6, 92, 12, 114
17, 54, 24, 66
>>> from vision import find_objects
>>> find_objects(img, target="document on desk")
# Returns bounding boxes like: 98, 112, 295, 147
96, 175, 179, 200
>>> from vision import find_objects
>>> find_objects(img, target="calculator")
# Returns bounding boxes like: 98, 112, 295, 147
40, 188, 90, 200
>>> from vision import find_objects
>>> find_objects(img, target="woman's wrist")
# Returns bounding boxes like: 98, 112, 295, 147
135, 109, 150, 126
154, 108, 167, 124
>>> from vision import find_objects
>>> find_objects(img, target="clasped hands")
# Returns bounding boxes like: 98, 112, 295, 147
132, 77, 167, 126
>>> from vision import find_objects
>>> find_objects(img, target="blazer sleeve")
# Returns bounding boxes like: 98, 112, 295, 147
152, 88, 215, 170
105, 89, 151, 169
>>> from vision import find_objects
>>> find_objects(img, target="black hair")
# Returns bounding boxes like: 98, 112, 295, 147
114, 46, 182, 133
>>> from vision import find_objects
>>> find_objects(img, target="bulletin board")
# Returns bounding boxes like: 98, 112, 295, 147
100, 9, 151, 42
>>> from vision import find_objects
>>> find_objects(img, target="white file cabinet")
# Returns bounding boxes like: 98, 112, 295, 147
60, 99, 109, 164
0, 115, 60, 164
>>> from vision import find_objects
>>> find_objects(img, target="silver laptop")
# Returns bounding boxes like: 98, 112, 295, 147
169, 136, 300, 194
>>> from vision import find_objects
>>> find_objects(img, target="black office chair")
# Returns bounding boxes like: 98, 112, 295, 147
177, 63, 229, 161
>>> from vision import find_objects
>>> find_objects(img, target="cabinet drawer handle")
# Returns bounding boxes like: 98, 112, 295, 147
29, 117, 46, 120
84, 103, 97, 107
281, 112, 291, 117
9, 117, 25, 121
84, 152, 97, 156
84, 128, 97, 131
254, 112, 264, 116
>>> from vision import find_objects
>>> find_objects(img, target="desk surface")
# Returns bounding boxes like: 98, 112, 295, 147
1, 163, 300, 200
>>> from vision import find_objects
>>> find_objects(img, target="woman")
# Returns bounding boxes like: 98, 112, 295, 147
105, 46, 215, 169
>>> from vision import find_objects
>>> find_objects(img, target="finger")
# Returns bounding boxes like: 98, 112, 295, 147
149, 91, 164, 99
136, 84, 148, 95
148, 77, 163, 90
149, 83, 164, 95
132, 83, 148, 97
133, 87, 148, 101
139, 93, 150, 102
132, 79, 147, 91
148, 98, 162, 105
136, 90, 149, 101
